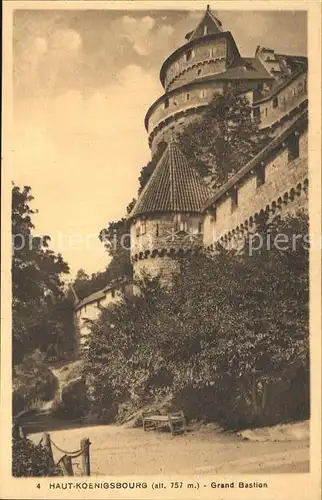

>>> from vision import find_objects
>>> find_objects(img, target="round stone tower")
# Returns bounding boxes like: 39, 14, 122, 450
128, 141, 213, 283
145, 5, 275, 154
145, 6, 241, 154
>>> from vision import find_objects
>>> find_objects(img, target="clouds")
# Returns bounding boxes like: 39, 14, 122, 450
113, 14, 175, 56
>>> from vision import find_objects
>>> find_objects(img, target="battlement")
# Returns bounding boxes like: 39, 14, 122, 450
203, 110, 308, 250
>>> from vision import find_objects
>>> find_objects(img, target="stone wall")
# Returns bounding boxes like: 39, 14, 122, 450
133, 255, 181, 284
203, 129, 308, 248
146, 81, 224, 136
254, 71, 307, 130
163, 37, 229, 91
167, 59, 227, 92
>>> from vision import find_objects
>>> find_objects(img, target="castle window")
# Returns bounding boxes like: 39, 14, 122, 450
197, 68, 202, 76
164, 97, 169, 109
136, 225, 140, 237
265, 108, 268, 117
111, 289, 115, 299
186, 93, 190, 102
253, 106, 260, 120
288, 134, 300, 162
272, 96, 278, 108
304, 80, 307, 92
185, 49, 193, 62
156, 224, 159, 237
256, 164, 266, 187
174, 213, 188, 232
198, 221, 203, 233
231, 188, 238, 212
209, 48, 213, 58
141, 220, 146, 235
200, 89, 206, 98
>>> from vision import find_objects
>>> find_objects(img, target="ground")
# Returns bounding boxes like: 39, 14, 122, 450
29, 421, 309, 476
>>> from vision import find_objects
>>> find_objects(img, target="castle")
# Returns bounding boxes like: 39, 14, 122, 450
75, 6, 308, 343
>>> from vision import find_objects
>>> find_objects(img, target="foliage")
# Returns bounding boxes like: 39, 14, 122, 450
177, 89, 270, 188
13, 351, 58, 415
51, 380, 89, 420
12, 185, 75, 364
138, 141, 167, 193
84, 212, 309, 429
12, 435, 60, 477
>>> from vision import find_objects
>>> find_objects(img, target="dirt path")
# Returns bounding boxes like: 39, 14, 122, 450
29, 423, 309, 475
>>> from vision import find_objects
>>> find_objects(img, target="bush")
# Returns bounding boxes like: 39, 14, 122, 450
51, 380, 89, 420
13, 353, 58, 415
84, 213, 309, 430
12, 436, 60, 477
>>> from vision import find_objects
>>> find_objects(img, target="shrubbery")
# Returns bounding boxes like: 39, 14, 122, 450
13, 352, 58, 415
83, 212, 309, 430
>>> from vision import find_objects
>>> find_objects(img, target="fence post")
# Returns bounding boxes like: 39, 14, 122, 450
80, 438, 91, 476
43, 433, 55, 470
60, 455, 74, 476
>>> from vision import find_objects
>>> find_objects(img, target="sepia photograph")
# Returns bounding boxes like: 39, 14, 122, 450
1, 0, 321, 497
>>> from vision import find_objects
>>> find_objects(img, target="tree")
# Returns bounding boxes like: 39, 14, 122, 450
84, 211, 309, 429
138, 141, 167, 194
12, 185, 74, 364
177, 89, 270, 188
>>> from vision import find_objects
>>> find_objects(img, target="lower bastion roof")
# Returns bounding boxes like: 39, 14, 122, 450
129, 141, 213, 219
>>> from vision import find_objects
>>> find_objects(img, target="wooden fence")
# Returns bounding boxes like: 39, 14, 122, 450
42, 432, 91, 476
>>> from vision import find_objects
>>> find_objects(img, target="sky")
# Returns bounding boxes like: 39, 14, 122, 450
12, 6, 307, 277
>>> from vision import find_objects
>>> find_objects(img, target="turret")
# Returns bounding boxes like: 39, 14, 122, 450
145, 5, 276, 154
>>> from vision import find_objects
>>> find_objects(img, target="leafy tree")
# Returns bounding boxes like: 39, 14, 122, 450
12, 185, 74, 364
98, 200, 135, 284
84, 212, 309, 429
138, 141, 167, 194
177, 89, 270, 188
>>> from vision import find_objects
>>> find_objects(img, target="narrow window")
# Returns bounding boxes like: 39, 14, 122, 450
164, 97, 169, 109
141, 220, 146, 235
204, 25, 208, 36
198, 221, 203, 233
256, 164, 266, 187
186, 93, 190, 102
265, 108, 268, 117
197, 68, 202, 76
288, 134, 300, 162
253, 106, 260, 119
272, 96, 278, 108
136, 225, 140, 237
111, 289, 115, 299
185, 49, 193, 62
200, 89, 206, 98
231, 188, 238, 211
156, 223, 159, 237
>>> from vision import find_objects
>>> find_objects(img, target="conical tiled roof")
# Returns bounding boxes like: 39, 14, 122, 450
186, 5, 223, 41
129, 141, 213, 219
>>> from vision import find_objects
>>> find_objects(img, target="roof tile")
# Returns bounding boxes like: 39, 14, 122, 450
129, 142, 213, 218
